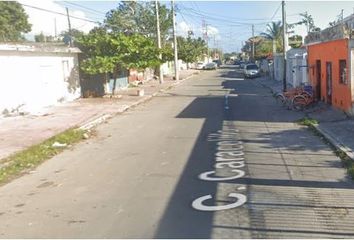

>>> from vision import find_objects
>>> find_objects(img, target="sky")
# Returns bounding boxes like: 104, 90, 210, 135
19, 0, 354, 53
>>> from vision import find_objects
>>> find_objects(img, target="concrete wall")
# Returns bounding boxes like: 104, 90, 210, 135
0, 51, 80, 115
350, 49, 354, 115
274, 54, 284, 82
259, 59, 270, 74
162, 60, 188, 77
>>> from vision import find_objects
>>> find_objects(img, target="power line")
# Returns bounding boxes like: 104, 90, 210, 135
179, 11, 260, 27
270, 3, 282, 21
20, 3, 131, 32
191, 1, 202, 13
62, 1, 107, 16
21, 3, 99, 24
180, 4, 283, 23
178, 6, 255, 25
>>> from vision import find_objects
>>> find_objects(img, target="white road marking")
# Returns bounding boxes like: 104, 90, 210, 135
192, 193, 247, 211
199, 169, 245, 181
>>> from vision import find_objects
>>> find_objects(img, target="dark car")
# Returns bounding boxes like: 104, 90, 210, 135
239, 61, 246, 69
233, 60, 241, 67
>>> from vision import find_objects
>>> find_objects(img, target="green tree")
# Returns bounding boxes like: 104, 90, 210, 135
104, 1, 172, 44
118, 33, 161, 70
60, 28, 85, 46
103, 1, 173, 77
177, 37, 207, 65
78, 32, 161, 94
288, 35, 303, 48
0, 1, 32, 41
34, 32, 46, 42
261, 21, 282, 41
299, 12, 320, 33
260, 21, 283, 53
142, 1, 173, 44
161, 44, 174, 62
104, 1, 144, 34
255, 39, 273, 59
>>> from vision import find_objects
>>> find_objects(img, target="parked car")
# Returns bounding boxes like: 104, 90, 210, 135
212, 59, 222, 67
204, 62, 217, 70
243, 63, 260, 78
196, 62, 206, 70
233, 60, 241, 68
239, 61, 246, 69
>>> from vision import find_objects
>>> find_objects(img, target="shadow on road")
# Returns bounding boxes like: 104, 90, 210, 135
154, 68, 354, 238
153, 96, 225, 238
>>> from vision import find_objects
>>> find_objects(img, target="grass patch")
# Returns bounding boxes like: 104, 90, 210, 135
296, 117, 318, 126
335, 149, 354, 179
0, 128, 86, 185
301, 120, 354, 180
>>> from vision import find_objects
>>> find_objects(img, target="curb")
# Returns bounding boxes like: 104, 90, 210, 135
256, 77, 354, 162
79, 72, 198, 130
310, 123, 354, 161
79, 96, 153, 131
79, 114, 112, 130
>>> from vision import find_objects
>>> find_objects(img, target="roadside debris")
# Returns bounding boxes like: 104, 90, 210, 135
52, 142, 68, 148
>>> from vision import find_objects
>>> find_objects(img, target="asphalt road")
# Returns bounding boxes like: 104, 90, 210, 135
1, 67, 354, 238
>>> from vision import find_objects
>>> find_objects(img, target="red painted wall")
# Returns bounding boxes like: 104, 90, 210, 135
308, 38, 352, 112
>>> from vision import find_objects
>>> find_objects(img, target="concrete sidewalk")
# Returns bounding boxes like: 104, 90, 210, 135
0, 69, 200, 160
255, 76, 354, 160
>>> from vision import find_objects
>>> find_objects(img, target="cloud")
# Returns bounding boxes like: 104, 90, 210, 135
200, 25, 221, 41
176, 20, 221, 43
177, 21, 193, 37
19, 0, 97, 37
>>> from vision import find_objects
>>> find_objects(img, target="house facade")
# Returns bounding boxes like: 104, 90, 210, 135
306, 17, 354, 114
272, 49, 308, 88
286, 48, 308, 87
0, 43, 81, 115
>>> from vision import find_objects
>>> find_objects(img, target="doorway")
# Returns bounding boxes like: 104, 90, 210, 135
326, 62, 332, 104
315, 60, 321, 100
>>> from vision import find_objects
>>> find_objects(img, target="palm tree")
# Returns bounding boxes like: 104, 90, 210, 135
261, 21, 282, 40
261, 21, 283, 53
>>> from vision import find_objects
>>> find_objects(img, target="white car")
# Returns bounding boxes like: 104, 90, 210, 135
196, 62, 206, 70
204, 62, 217, 70
244, 63, 260, 78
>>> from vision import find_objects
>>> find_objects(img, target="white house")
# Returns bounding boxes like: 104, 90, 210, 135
286, 48, 308, 87
273, 49, 308, 87
0, 43, 81, 115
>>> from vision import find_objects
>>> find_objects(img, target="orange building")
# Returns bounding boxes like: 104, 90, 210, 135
306, 21, 354, 115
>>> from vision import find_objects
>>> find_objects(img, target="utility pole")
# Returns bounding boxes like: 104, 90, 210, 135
54, 18, 57, 38
252, 24, 255, 62
66, 7, 72, 47
171, 0, 179, 81
202, 20, 210, 63
281, 0, 287, 92
206, 24, 210, 63
155, 0, 163, 83
213, 34, 216, 59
